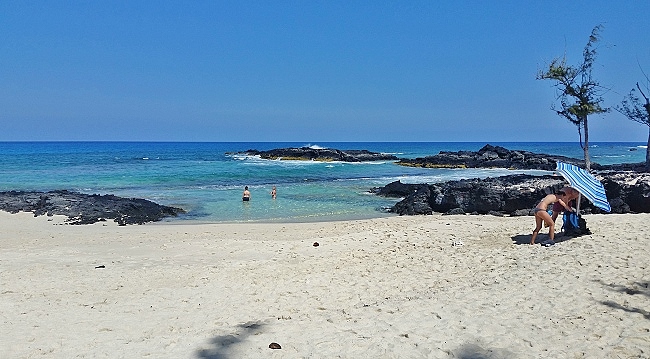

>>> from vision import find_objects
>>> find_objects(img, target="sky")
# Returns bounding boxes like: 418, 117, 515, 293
1, 1, 649, 142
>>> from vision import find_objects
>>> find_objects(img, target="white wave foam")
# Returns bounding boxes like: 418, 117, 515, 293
304, 144, 327, 150
638, 145, 648, 149
229, 154, 262, 161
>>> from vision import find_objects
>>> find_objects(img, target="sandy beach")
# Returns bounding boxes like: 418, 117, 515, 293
1, 211, 648, 358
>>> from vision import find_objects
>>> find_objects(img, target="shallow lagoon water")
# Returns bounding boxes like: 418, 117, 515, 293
0, 142, 644, 222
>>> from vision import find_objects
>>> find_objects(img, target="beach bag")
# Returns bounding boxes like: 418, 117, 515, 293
562, 212, 591, 237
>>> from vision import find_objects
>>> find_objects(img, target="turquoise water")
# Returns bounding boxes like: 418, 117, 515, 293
0, 142, 645, 223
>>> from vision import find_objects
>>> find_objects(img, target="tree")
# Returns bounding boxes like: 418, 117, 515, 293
537, 25, 608, 171
616, 81, 650, 171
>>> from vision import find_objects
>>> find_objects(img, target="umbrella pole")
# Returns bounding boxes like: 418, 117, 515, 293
576, 193, 582, 215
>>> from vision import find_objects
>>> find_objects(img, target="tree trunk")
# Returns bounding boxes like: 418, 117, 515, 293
641, 85, 650, 172
583, 116, 591, 171
646, 128, 650, 172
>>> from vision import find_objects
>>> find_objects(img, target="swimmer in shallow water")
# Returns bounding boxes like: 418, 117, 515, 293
242, 186, 251, 202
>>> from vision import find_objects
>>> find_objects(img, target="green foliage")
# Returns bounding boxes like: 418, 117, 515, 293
616, 85, 650, 127
537, 25, 608, 128
616, 82, 650, 171
537, 25, 608, 170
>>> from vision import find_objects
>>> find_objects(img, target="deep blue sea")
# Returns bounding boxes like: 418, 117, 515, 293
0, 142, 645, 223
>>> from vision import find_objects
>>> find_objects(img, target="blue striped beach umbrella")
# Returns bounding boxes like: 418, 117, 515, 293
555, 161, 611, 212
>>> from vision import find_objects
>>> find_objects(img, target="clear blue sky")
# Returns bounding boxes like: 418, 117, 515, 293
1, 1, 649, 142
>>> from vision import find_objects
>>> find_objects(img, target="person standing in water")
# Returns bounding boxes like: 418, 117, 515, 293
270, 186, 277, 199
242, 186, 251, 202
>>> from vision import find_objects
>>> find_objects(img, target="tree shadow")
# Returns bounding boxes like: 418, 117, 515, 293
452, 343, 515, 359
599, 280, 650, 298
599, 300, 650, 320
196, 321, 266, 359
596, 279, 650, 320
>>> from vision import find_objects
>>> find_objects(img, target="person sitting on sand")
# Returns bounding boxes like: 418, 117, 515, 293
551, 186, 579, 222
242, 186, 251, 202
530, 191, 574, 245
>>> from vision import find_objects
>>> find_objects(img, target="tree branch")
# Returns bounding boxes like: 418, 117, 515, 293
637, 82, 649, 103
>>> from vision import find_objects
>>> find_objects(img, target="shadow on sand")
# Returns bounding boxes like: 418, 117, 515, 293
511, 234, 532, 245
196, 321, 266, 359
452, 343, 515, 359
511, 233, 574, 246
596, 279, 650, 320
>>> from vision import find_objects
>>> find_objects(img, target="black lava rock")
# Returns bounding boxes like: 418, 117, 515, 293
232, 147, 398, 162
0, 190, 185, 225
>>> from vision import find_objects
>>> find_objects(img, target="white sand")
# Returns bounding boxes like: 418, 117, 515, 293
1, 211, 648, 358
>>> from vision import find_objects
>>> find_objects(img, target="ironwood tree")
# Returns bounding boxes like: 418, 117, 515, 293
616, 81, 650, 171
537, 25, 608, 171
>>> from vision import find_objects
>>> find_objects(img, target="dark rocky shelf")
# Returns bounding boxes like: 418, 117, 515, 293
231, 147, 398, 162
0, 190, 185, 225
236, 144, 648, 172
373, 172, 650, 216
396, 144, 596, 170
373, 143, 649, 217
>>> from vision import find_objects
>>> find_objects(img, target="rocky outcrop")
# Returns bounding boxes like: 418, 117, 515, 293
373, 172, 650, 216
382, 144, 650, 216
600, 172, 650, 213
396, 144, 600, 170
233, 147, 398, 162
236, 144, 647, 171
0, 190, 185, 225
374, 175, 565, 215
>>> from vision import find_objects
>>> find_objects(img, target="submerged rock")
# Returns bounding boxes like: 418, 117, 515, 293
0, 190, 185, 225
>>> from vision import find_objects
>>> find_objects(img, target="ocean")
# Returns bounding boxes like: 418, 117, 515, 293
0, 142, 645, 223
